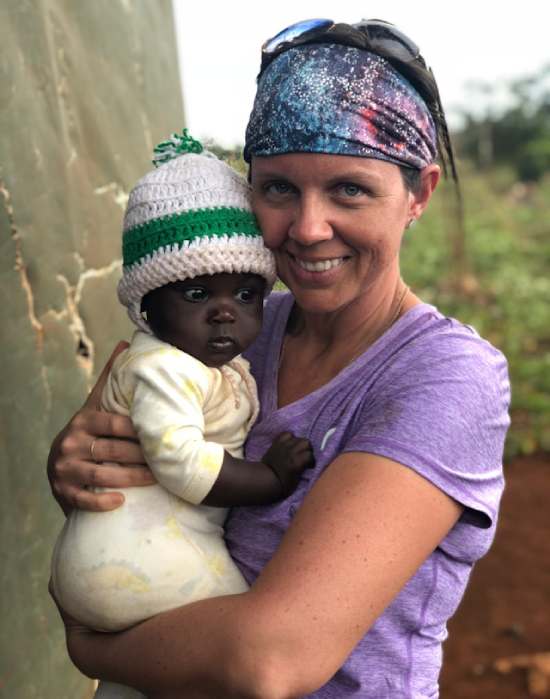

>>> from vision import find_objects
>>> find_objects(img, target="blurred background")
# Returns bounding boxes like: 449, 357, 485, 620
1, 1, 549, 697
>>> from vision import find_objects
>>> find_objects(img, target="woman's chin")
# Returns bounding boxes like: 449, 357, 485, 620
287, 286, 351, 316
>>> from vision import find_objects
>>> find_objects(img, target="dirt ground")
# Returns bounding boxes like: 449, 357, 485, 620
440, 454, 550, 698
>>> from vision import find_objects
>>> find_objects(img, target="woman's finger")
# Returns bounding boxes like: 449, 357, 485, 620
87, 462, 156, 488
52, 463, 156, 513
86, 410, 138, 440
54, 458, 155, 490
83, 341, 129, 410
69, 485, 126, 512
66, 411, 139, 452
83, 436, 145, 466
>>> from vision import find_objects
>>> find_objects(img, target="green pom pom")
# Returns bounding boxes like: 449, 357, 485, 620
152, 128, 203, 167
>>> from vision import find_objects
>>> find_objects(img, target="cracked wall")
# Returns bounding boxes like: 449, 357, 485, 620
0, 1, 184, 696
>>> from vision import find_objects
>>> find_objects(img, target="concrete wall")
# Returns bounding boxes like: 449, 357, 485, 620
0, 1, 184, 696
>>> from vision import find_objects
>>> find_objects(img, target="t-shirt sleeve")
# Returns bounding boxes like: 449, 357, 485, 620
126, 348, 224, 505
342, 328, 510, 529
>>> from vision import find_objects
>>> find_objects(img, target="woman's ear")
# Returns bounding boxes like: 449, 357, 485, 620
408, 164, 441, 223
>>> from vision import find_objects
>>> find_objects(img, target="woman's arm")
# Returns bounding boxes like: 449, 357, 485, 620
47, 341, 155, 515
62, 451, 462, 699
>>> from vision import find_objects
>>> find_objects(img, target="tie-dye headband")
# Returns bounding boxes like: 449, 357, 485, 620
244, 44, 437, 169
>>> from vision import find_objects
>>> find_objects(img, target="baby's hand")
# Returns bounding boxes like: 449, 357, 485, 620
261, 432, 315, 498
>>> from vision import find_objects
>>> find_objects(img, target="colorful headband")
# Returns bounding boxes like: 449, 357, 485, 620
244, 44, 437, 169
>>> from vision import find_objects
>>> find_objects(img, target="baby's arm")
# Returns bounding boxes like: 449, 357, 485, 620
127, 348, 313, 507
203, 431, 313, 506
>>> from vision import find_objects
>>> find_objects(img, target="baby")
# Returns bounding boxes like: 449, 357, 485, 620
51, 131, 313, 699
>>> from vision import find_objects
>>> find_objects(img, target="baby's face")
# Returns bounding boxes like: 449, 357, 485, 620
142, 273, 266, 367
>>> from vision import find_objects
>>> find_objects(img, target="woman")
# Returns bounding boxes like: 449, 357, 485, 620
48, 19, 510, 698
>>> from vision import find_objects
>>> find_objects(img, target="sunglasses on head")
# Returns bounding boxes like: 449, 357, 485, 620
260, 18, 424, 76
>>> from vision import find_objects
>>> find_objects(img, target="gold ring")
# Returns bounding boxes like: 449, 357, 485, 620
90, 438, 99, 463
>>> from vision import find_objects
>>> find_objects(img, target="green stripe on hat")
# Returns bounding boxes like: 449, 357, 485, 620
123, 206, 262, 268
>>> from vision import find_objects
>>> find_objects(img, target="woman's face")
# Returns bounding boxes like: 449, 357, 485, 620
251, 153, 438, 315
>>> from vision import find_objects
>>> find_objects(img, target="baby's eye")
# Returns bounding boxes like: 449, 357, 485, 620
235, 288, 257, 303
182, 287, 208, 303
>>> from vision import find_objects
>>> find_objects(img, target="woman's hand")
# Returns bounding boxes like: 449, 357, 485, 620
47, 341, 156, 515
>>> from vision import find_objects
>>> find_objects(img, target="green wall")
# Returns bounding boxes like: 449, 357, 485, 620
0, 1, 184, 696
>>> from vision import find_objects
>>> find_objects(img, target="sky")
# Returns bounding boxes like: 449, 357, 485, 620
173, 0, 550, 147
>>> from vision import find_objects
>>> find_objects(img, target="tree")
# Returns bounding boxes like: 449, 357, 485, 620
455, 65, 550, 182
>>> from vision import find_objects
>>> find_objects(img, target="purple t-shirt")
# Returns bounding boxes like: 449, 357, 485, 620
225, 292, 510, 698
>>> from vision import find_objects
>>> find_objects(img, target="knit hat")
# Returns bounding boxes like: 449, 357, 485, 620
118, 129, 276, 332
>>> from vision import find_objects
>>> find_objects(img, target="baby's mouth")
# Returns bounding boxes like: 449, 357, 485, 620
208, 336, 237, 351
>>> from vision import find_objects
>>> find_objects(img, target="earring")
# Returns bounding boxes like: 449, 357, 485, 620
406, 218, 416, 229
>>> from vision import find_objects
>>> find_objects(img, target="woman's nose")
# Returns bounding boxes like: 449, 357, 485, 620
288, 197, 333, 246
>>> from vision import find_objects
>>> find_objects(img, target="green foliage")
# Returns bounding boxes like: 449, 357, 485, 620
455, 65, 550, 182
401, 166, 550, 458
204, 141, 248, 176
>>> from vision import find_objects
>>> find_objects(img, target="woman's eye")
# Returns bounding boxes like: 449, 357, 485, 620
235, 288, 257, 303
264, 181, 294, 196
182, 287, 208, 303
338, 183, 365, 197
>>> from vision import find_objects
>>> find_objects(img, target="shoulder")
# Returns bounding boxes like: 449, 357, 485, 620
377, 304, 509, 398
113, 331, 212, 397
366, 304, 511, 436
392, 308, 511, 450
334, 304, 510, 426
342, 305, 510, 530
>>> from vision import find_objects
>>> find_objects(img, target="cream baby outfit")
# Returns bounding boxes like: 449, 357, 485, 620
52, 329, 258, 632
52, 331, 258, 699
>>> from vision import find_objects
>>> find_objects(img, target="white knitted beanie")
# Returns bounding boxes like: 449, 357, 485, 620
117, 130, 276, 332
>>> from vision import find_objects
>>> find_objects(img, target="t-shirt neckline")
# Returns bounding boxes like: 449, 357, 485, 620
267, 293, 438, 415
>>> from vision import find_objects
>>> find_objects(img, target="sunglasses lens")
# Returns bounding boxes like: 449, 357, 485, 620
355, 19, 420, 62
263, 18, 334, 53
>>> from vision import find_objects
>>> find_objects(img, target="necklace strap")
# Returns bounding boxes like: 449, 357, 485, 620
388, 282, 410, 328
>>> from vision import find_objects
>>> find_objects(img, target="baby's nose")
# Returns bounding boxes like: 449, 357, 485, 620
209, 306, 235, 323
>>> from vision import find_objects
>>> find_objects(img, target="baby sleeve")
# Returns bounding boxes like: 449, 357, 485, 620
127, 347, 225, 505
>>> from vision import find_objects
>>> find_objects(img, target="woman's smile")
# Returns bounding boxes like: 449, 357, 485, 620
285, 250, 353, 289
290, 253, 350, 273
